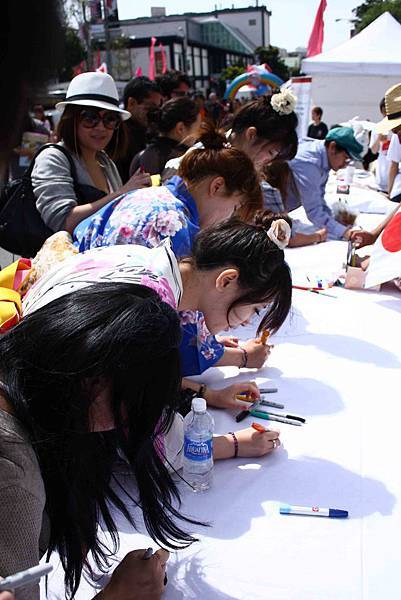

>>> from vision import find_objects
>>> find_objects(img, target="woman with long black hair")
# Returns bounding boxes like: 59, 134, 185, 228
0, 284, 185, 599
0, 278, 281, 598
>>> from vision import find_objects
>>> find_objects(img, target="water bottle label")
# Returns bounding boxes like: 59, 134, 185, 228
184, 436, 213, 462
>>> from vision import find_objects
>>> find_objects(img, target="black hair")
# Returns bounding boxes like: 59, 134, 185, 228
190, 211, 292, 333
231, 95, 298, 160
379, 97, 386, 112
0, 282, 198, 597
156, 70, 191, 99
324, 139, 349, 155
123, 76, 162, 108
262, 160, 300, 206
149, 97, 199, 134
179, 121, 263, 222
57, 104, 128, 161
312, 106, 323, 117
0, 0, 63, 163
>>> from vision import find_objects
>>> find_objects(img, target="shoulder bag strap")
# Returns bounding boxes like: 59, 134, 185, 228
25, 143, 80, 193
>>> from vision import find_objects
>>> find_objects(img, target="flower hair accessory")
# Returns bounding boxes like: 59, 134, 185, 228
271, 89, 297, 116
266, 219, 291, 249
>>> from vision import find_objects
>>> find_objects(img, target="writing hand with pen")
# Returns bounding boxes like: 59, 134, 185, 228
204, 381, 260, 410
97, 548, 169, 600
240, 334, 274, 369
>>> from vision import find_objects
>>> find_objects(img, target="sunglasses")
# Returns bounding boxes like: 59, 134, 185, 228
79, 109, 122, 130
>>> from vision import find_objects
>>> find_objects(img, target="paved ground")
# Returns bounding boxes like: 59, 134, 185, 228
0, 247, 18, 269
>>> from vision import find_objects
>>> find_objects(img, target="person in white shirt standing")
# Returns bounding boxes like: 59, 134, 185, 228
375, 83, 401, 203
386, 133, 401, 202
369, 97, 392, 193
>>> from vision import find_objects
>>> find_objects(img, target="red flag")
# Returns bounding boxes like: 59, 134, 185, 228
365, 206, 401, 288
306, 0, 327, 57
148, 36, 157, 80
159, 42, 167, 74
135, 66, 143, 77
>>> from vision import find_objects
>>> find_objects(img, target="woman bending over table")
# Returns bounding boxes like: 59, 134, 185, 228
0, 283, 280, 600
74, 120, 263, 254
23, 212, 292, 413
73, 121, 271, 375
261, 160, 328, 247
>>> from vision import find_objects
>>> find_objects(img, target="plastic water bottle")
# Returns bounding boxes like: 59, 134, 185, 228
344, 164, 355, 185
183, 398, 214, 491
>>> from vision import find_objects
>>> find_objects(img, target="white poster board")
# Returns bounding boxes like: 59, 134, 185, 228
289, 76, 313, 139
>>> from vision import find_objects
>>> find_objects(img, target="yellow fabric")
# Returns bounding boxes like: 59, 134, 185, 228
151, 174, 161, 186
0, 259, 31, 332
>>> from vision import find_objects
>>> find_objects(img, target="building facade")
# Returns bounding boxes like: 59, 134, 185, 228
92, 6, 271, 89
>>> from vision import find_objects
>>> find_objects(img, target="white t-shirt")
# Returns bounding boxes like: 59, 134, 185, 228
386, 134, 401, 199
369, 131, 392, 192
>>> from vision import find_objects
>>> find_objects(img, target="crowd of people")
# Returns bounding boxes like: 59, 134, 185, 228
0, 1, 400, 598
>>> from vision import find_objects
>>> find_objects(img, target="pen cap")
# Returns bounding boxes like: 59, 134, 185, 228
192, 397, 207, 413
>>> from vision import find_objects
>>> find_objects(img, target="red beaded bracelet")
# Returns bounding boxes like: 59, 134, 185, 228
228, 431, 239, 458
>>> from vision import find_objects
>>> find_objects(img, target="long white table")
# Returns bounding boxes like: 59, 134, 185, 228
42, 181, 401, 599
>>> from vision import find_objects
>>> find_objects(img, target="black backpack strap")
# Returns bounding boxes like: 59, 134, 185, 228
25, 143, 79, 186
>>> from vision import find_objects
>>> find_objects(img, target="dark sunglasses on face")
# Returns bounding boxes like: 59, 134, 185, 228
79, 109, 122, 130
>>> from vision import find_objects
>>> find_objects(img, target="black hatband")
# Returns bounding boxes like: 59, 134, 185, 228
388, 109, 401, 121
65, 93, 120, 107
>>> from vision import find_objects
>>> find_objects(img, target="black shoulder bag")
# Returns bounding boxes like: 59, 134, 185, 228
0, 144, 106, 257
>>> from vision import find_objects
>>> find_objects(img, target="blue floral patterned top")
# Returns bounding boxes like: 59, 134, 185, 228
179, 310, 224, 376
74, 176, 200, 259
73, 176, 224, 377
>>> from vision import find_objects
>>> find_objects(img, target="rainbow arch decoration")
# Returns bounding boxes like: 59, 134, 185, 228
224, 71, 284, 100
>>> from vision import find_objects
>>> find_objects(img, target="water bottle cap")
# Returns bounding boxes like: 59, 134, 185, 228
192, 397, 207, 412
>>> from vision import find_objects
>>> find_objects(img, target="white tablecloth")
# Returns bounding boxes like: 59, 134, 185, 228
42, 188, 401, 600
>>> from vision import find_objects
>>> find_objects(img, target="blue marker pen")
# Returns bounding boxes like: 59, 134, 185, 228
280, 504, 348, 518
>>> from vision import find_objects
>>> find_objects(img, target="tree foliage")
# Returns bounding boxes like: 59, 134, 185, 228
353, 0, 401, 31
254, 46, 290, 82
58, 27, 87, 81
219, 64, 247, 83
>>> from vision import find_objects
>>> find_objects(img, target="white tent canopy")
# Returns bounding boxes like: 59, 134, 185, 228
302, 12, 401, 76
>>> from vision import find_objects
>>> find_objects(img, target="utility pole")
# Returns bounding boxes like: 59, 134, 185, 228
80, 1, 92, 71
101, 0, 113, 76
178, 25, 188, 74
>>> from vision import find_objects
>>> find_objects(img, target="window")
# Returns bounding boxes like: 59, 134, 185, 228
248, 19, 256, 25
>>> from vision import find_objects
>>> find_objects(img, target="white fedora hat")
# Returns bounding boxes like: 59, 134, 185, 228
375, 83, 401, 134
56, 72, 131, 120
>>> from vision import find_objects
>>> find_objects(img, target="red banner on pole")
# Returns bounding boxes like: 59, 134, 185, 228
306, 0, 327, 57
149, 36, 157, 80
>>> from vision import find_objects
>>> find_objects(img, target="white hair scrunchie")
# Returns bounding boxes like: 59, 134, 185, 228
266, 219, 291, 249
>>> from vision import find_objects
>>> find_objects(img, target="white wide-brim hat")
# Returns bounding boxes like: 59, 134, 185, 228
55, 72, 131, 120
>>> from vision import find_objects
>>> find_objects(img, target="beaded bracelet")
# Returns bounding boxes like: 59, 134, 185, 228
239, 347, 248, 368
228, 431, 239, 458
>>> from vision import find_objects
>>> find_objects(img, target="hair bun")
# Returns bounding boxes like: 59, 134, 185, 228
253, 211, 292, 249
253, 210, 291, 230
198, 121, 228, 150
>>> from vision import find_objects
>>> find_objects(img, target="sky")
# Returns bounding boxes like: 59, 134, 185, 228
117, 0, 362, 52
